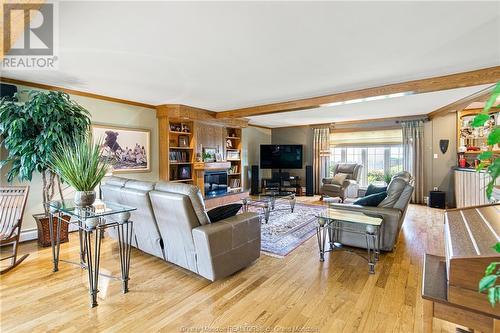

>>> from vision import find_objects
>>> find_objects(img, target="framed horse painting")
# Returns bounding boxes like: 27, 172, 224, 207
91, 124, 151, 173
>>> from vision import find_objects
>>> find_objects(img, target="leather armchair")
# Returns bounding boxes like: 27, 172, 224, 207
328, 171, 414, 251
321, 163, 362, 201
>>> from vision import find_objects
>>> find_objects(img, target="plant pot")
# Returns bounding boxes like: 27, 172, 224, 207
74, 190, 96, 207
33, 214, 71, 247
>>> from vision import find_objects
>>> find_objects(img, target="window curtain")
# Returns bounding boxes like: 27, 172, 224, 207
402, 120, 424, 204
313, 127, 331, 194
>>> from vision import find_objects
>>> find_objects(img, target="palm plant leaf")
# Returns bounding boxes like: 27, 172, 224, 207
51, 136, 112, 191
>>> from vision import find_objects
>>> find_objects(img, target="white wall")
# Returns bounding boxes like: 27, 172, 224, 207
1, 85, 159, 233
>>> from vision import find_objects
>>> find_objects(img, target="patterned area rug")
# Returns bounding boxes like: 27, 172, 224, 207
244, 201, 326, 257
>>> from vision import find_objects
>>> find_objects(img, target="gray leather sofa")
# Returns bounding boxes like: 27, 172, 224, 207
321, 163, 362, 201
101, 177, 261, 281
328, 171, 414, 251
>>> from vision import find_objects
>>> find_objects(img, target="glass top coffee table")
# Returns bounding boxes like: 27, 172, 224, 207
242, 192, 296, 224
46, 199, 136, 307
316, 207, 382, 274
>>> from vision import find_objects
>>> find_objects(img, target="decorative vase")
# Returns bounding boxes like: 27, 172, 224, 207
74, 190, 96, 207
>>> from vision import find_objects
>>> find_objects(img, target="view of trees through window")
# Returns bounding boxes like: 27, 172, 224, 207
330, 145, 403, 186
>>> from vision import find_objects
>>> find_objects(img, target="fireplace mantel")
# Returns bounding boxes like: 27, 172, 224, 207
194, 162, 231, 171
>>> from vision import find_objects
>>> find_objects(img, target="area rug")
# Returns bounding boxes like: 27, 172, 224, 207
244, 201, 326, 258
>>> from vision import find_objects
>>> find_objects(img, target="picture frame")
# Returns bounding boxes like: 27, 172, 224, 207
91, 124, 151, 173
178, 165, 191, 179
178, 135, 189, 148
202, 147, 217, 162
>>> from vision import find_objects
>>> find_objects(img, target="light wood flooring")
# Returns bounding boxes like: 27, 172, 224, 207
1, 198, 460, 332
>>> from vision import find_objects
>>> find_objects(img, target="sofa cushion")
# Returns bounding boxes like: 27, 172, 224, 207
353, 191, 387, 207
393, 184, 414, 211
337, 163, 357, 177
124, 179, 155, 191
154, 182, 210, 225
365, 184, 387, 196
207, 203, 242, 223
378, 178, 407, 208
332, 173, 348, 185
102, 176, 128, 187
322, 183, 342, 191
392, 171, 412, 183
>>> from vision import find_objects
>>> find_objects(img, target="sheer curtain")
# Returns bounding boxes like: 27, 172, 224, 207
313, 127, 331, 194
402, 120, 424, 203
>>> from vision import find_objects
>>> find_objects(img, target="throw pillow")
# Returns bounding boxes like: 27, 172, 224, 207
365, 184, 387, 196
207, 203, 243, 223
353, 191, 387, 207
332, 173, 348, 185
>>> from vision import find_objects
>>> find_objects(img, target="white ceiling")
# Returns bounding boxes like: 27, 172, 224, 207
2, 1, 499, 127
248, 84, 492, 128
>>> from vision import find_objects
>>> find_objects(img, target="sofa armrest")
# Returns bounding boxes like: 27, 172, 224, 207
192, 212, 261, 281
322, 178, 334, 184
328, 203, 401, 220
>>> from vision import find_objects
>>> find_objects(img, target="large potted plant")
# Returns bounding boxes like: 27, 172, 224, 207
51, 135, 111, 215
0, 90, 90, 246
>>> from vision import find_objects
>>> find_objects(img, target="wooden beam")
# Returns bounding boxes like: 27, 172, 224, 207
216, 66, 500, 119
1, 1, 45, 58
428, 85, 495, 119
157, 104, 249, 128
0, 77, 156, 109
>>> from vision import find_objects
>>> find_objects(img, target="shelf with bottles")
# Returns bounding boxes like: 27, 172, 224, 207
457, 109, 499, 154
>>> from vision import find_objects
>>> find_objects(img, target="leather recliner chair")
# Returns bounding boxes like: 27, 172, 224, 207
321, 163, 363, 201
101, 177, 261, 281
328, 171, 414, 251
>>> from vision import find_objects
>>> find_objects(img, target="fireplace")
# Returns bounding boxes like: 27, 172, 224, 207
204, 171, 228, 197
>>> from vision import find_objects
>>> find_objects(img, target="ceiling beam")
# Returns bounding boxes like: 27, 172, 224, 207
215, 66, 500, 119
427, 85, 495, 119
157, 104, 249, 128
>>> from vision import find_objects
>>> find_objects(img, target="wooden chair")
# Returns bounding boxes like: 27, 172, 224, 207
0, 186, 30, 274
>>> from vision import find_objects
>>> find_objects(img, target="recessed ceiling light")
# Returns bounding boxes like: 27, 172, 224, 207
321, 91, 413, 107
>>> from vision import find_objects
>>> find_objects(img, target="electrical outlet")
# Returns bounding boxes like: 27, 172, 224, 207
423, 196, 429, 204
433, 153, 438, 159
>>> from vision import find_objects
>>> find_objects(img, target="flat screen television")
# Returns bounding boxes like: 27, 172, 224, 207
260, 144, 303, 169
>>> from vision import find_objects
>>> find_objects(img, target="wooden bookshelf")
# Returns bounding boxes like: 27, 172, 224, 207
158, 108, 245, 197
225, 128, 243, 191
166, 119, 195, 184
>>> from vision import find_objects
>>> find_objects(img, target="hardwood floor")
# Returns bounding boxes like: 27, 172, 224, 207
1, 199, 460, 332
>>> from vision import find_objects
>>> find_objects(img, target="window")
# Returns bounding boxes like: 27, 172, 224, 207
329, 129, 403, 186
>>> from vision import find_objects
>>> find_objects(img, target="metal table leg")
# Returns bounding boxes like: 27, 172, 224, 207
262, 203, 270, 224
116, 221, 133, 293
316, 218, 328, 262
84, 228, 102, 307
49, 212, 61, 272
289, 194, 296, 213
365, 226, 377, 274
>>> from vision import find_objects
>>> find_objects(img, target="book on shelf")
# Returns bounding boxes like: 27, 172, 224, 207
169, 151, 190, 163
229, 178, 241, 188
226, 150, 240, 160
229, 165, 239, 174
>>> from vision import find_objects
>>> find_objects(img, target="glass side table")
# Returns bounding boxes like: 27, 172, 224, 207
47, 199, 136, 307
316, 208, 382, 274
